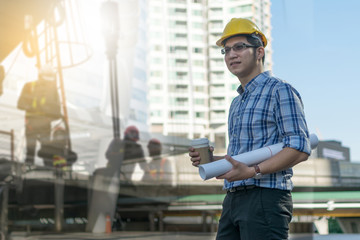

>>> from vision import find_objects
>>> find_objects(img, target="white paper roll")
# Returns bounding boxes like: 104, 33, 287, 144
198, 134, 319, 180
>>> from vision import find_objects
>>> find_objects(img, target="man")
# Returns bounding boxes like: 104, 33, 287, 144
189, 18, 311, 240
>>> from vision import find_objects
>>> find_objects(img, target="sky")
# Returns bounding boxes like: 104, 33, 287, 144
270, 0, 360, 162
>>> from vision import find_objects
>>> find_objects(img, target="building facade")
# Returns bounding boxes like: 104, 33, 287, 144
148, 0, 272, 151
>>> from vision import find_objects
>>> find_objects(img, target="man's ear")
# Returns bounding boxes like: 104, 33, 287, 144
257, 47, 265, 60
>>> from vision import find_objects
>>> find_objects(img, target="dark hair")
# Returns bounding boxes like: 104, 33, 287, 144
246, 34, 265, 65
222, 34, 266, 65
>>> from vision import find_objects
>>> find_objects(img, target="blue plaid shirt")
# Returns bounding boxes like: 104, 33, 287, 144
225, 71, 310, 191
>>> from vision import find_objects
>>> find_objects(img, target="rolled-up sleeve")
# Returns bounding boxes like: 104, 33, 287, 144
274, 83, 311, 155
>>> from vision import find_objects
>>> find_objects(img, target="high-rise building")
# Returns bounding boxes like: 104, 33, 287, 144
148, 0, 272, 151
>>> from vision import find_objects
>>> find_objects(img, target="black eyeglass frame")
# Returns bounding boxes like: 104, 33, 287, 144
221, 42, 258, 55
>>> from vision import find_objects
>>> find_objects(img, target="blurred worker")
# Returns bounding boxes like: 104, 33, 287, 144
123, 126, 144, 160
189, 18, 311, 240
121, 125, 145, 180
142, 138, 172, 182
17, 64, 62, 165
105, 125, 145, 180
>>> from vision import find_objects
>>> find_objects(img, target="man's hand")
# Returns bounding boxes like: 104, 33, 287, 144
216, 155, 254, 182
189, 146, 215, 167
189, 147, 200, 167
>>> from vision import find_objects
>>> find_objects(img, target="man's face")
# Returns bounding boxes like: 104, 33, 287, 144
223, 36, 258, 79
127, 130, 139, 141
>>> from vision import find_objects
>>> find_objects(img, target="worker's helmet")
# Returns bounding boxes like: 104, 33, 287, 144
216, 18, 267, 47
147, 138, 162, 156
39, 64, 56, 81
124, 125, 140, 141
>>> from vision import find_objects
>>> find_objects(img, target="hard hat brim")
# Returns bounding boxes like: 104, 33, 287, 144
216, 32, 267, 47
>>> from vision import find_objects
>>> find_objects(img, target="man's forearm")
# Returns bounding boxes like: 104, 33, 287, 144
257, 147, 309, 175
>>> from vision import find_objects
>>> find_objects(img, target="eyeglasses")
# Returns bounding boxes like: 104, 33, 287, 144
221, 42, 258, 55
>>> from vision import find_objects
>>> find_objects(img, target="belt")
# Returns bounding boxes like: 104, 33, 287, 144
227, 185, 257, 193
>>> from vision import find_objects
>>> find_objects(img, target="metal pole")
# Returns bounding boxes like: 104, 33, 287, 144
50, 12, 66, 232
51, 16, 72, 150
54, 170, 64, 232
0, 184, 9, 237
10, 129, 14, 162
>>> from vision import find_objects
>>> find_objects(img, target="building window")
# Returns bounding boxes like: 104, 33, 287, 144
192, 9, 202, 16
151, 110, 162, 117
211, 72, 224, 80
169, 46, 187, 54
169, 0, 186, 3
209, 8, 222, 16
150, 84, 162, 90
176, 72, 188, 80
211, 110, 226, 119
193, 60, 204, 66
151, 71, 162, 77
229, 4, 252, 14
169, 71, 188, 80
153, 45, 162, 51
193, 72, 205, 80
193, 47, 203, 53
175, 59, 187, 67
174, 97, 188, 106
170, 111, 188, 119
170, 20, 187, 28
192, 34, 203, 41
150, 96, 163, 104
152, 6, 162, 13
192, 22, 203, 29
169, 84, 187, 92
194, 98, 205, 105
195, 112, 205, 118
194, 86, 205, 92
169, 33, 187, 41
153, 58, 162, 64
150, 31, 162, 39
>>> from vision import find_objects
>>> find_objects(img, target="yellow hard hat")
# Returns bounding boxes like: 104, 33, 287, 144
216, 18, 267, 47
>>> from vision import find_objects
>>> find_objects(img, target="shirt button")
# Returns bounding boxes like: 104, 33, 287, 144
233, 134, 237, 137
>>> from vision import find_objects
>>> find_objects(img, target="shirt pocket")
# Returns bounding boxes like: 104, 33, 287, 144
242, 95, 277, 142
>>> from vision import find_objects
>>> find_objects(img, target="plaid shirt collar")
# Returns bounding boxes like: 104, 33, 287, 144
236, 71, 272, 96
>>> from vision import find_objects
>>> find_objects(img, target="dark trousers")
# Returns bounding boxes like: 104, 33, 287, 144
216, 187, 293, 240
24, 116, 52, 165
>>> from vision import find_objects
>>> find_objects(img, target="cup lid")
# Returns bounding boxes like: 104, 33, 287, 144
191, 138, 209, 147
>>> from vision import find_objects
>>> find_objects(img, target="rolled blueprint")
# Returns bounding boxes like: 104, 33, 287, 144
198, 134, 319, 180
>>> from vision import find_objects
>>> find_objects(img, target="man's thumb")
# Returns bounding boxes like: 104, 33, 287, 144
225, 155, 237, 165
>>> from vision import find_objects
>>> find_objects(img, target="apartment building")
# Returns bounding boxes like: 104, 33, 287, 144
148, 0, 272, 151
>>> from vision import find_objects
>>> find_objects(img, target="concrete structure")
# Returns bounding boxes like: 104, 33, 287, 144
148, 0, 272, 150
313, 139, 351, 162
2, 154, 360, 235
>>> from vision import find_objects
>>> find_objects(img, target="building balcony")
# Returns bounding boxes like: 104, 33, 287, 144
208, 27, 223, 34
209, 118, 227, 125
208, 0, 222, 8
